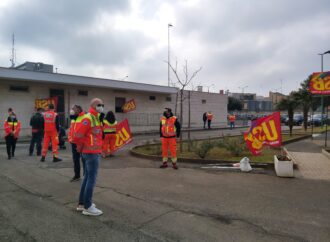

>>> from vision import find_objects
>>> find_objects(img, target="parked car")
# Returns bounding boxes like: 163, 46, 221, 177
280, 114, 288, 123
308, 114, 328, 126
284, 114, 304, 126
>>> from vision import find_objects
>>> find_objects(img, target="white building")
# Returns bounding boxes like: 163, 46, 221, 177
0, 64, 228, 136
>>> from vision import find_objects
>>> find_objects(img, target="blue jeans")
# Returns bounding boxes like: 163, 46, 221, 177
78, 153, 100, 209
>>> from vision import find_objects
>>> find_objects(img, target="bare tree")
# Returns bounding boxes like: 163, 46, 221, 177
166, 59, 202, 152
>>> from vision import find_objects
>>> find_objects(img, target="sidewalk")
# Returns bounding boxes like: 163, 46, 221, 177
286, 134, 330, 181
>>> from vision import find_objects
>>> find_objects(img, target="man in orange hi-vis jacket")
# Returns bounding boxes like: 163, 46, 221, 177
159, 108, 181, 170
4, 108, 21, 159
40, 103, 62, 162
73, 98, 104, 216
206, 111, 213, 129
68, 105, 85, 182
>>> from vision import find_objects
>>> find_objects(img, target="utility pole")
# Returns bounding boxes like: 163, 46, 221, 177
10, 33, 16, 68
168, 23, 173, 87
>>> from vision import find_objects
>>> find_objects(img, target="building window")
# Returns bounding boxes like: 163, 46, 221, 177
115, 97, 126, 113
149, 96, 156, 101
78, 90, 88, 96
166, 96, 172, 102
202, 99, 206, 104
9, 85, 29, 92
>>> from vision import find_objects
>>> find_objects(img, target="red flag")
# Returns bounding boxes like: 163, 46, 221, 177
110, 119, 133, 153
244, 112, 282, 156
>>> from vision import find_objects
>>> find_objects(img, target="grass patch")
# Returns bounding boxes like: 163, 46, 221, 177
133, 133, 308, 163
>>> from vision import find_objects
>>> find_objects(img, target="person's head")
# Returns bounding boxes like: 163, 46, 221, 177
105, 111, 116, 123
48, 103, 55, 110
164, 107, 172, 118
8, 108, 13, 115
37, 108, 43, 113
90, 98, 104, 113
10, 112, 16, 119
70, 105, 83, 115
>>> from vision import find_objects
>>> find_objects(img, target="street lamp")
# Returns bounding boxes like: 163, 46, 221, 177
318, 50, 330, 126
206, 84, 215, 93
238, 85, 248, 94
168, 23, 173, 87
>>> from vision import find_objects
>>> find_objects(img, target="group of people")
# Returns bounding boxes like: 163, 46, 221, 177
202, 112, 236, 130
203, 111, 214, 129
3, 98, 181, 216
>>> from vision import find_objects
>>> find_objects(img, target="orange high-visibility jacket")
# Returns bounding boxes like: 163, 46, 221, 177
72, 108, 103, 154
68, 111, 85, 143
229, 115, 236, 122
103, 120, 117, 134
43, 110, 58, 132
4, 119, 21, 138
206, 113, 213, 120
160, 116, 177, 138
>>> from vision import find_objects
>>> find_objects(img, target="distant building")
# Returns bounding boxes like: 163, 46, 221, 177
14, 62, 54, 73
269, 91, 286, 109
229, 92, 272, 112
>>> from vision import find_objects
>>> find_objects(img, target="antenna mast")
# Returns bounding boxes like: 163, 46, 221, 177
10, 33, 16, 68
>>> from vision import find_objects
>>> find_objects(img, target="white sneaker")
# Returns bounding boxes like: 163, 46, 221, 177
82, 205, 103, 216
76, 203, 95, 212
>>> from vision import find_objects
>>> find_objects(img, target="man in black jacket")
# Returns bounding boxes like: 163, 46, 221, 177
29, 108, 44, 156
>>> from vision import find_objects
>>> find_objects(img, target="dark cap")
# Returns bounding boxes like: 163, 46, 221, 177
165, 107, 172, 112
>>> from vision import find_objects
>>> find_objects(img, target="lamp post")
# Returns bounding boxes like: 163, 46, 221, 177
318, 50, 330, 126
239, 85, 248, 94
206, 84, 215, 93
168, 23, 173, 87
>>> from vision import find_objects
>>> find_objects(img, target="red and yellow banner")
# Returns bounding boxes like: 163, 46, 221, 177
309, 72, 330, 94
122, 99, 136, 113
244, 112, 282, 156
110, 119, 133, 153
35, 97, 58, 110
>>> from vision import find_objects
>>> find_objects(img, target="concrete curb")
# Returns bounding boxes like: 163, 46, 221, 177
130, 134, 312, 169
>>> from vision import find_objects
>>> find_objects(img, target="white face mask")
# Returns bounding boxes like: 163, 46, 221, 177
70, 109, 75, 115
96, 106, 104, 113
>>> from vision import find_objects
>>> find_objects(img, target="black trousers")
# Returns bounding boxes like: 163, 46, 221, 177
5, 135, 17, 158
29, 132, 43, 155
71, 143, 85, 178
203, 120, 207, 129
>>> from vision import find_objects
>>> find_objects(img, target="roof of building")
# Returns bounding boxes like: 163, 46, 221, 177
0, 67, 178, 94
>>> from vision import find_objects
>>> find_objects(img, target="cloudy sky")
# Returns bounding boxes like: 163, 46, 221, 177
0, 0, 329, 96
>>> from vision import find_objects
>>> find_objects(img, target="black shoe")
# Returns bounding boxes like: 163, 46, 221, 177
172, 163, 178, 170
8, 156, 11, 160
70, 176, 80, 182
160, 163, 168, 168
53, 157, 62, 162
40, 156, 45, 162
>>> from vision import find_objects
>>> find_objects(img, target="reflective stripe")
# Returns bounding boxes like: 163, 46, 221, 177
90, 134, 94, 146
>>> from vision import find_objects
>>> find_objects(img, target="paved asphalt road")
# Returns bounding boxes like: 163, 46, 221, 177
0, 127, 329, 242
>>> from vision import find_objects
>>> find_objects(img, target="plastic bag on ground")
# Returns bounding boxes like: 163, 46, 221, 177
240, 157, 252, 172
